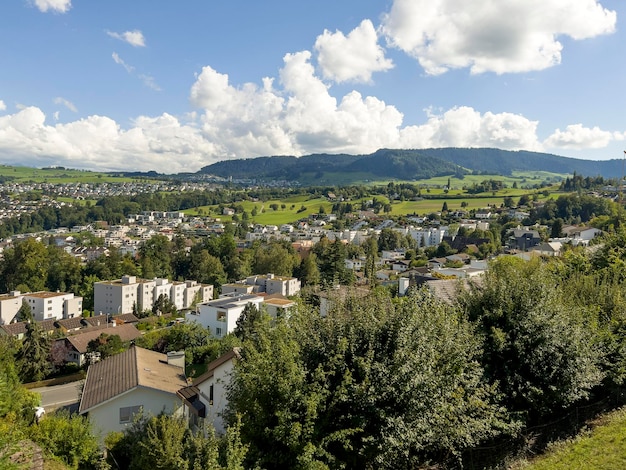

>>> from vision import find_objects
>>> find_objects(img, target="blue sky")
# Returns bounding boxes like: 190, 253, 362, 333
1, 0, 625, 173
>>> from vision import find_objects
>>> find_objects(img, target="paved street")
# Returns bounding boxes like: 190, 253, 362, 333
31, 380, 83, 412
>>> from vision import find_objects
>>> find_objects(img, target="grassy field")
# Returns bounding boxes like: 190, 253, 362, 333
185, 196, 336, 225
520, 407, 626, 470
293, 169, 567, 188
184, 188, 559, 225
0, 165, 149, 183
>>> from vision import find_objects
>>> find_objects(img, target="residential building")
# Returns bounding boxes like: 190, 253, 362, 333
0, 290, 23, 325
61, 323, 142, 366
186, 293, 264, 338
178, 349, 239, 434
263, 295, 296, 319
94, 275, 213, 315
23, 291, 83, 321
79, 346, 186, 438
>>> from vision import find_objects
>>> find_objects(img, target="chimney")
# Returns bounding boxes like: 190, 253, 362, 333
166, 350, 185, 369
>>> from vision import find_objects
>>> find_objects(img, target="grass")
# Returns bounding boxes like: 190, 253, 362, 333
521, 407, 626, 470
184, 187, 559, 225
0, 164, 153, 183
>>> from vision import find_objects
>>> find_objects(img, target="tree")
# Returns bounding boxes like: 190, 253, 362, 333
252, 241, 300, 277
442, 201, 449, 212
87, 333, 125, 361
152, 294, 177, 316
17, 319, 51, 383
107, 412, 247, 470
377, 228, 406, 252
295, 253, 320, 287
228, 290, 515, 468
0, 238, 49, 292
15, 300, 33, 323
27, 410, 102, 469
234, 303, 265, 343
188, 249, 227, 288
139, 235, 172, 279
460, 257, 603, 421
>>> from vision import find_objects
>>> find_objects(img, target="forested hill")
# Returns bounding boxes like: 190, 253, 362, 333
198, 148, 624, 182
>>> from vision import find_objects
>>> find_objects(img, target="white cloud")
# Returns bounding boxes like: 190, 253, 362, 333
112, 52, 134, 73
398, 106, 542, 150
53, 97, 77, 113
112, 53, 160, 91
139, 74, 161, 91
1, 48, 615, 172
0, 107, 217, 172
314, 19, 394, 83
381, 0, 616, 74
33, 0, 71, 13
0, 100, 6, 111
544, 123, 615, 149
107, 30, 146, 47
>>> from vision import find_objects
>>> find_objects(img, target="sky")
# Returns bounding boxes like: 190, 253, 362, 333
1, 0, 625, 173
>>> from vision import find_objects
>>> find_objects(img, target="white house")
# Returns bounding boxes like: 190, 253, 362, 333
79, 346, 186, 439
186, 293, 264, 338
178, 349, 239, 434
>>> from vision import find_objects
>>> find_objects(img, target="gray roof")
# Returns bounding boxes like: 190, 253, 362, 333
80, 346, 186, 413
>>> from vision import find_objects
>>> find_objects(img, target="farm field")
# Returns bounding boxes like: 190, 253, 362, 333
292, 169, 567, 188
0, 165, 149, 184
185, 189, 560, 225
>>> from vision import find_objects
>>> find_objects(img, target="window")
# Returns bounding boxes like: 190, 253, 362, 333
217, 311, 226, 322
215, 327, 222, 337
209, 384, 214, 405
119, 405, 142, 423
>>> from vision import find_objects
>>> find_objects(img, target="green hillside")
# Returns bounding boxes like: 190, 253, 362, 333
198, 148, 625, 183
521, 407, 626, 470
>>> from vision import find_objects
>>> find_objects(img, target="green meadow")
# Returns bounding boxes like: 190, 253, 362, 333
521, 407, 626, 470
185, 188, 558, 225
0, 165, 148, 183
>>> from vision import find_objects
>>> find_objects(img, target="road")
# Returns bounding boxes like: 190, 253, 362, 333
31, 380, 83, 412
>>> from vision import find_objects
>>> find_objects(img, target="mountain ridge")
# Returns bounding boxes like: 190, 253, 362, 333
197, 147, 625, 181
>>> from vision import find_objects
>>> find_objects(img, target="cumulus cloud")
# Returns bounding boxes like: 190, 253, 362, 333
314, 19, 394, 83
398, 106, 543, 150
53, 97, 77, 113
33, 0, 71, 13
544, 123, 615, 149
0, 107, 217, 172
381, 0, 616, 74
0, 100, 6, 111
107, 30, 146, 47
1, 48, 617, 172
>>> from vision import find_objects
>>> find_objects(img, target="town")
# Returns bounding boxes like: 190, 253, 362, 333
1, 172, 622, 468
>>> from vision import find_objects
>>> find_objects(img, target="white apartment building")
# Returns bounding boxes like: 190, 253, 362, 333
186, 293, 264, 338
94, 275, 213, 315
94, 275, 141, 315
247, 274, 302, 296
406, 226, 449, 248
1, 290, 82, 323
24, 291, 83, 321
